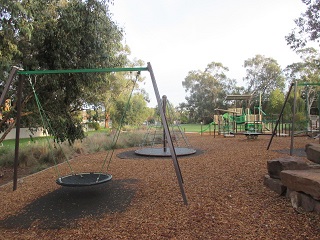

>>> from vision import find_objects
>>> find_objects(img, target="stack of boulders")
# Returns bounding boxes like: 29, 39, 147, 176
264, 143, 320, 213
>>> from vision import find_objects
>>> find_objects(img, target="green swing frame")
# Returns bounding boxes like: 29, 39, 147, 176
3, 62, 188, 205
267, 81, 320, 156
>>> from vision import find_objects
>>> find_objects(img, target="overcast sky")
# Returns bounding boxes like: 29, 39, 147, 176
109, 0, 306, 107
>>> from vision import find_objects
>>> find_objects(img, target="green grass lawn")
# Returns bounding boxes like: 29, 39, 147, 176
0, 137, 49, 152
180, 124, 213, 132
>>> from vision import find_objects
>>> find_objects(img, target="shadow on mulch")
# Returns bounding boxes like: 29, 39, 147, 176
273, 148, 306, 157
117, 148, 204, 159
0, 179, 138, 229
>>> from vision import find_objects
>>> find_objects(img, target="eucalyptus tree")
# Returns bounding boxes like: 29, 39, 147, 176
85, 56, 148, 129
111, 92, 150, 128
286, 0, 320, 50
182, 62, 236, 123
0, 0, 33, 76
265, 89, 286, 116
0, 0, 127, 143
284, 47, 320, 121
243, 54, 285, 109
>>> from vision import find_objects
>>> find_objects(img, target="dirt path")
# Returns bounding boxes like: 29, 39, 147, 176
0, 134, 319, 239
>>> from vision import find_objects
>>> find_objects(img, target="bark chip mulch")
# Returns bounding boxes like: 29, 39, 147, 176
1, 134, 320, 239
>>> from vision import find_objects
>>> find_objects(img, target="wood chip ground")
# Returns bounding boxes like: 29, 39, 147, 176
1, 134, 320, 239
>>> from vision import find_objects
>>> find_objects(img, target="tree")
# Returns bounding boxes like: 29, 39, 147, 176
110, 92, 149, 128
0, 0, 128, 143
286, 0, 320, 50
286, 89, 307, 130
182, 62, 236, 123
243, 54, 285, 109
265, 89, 286, 116
263, 88, 291, 124
0, 0, 33, 76
284, 47, 320, 122
82, 56, 148, 129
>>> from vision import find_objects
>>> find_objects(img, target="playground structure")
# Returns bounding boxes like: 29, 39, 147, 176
213, 94, 271, 137
3, 64, 188, 205
198, 84, 320, 141
135, 95, 196, 157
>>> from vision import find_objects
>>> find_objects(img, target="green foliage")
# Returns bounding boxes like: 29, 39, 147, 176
0, 151, 14, 167
111, 92, 149, 128
87, 122, 100, 131
284, 47, 320, 120
277, 88, 307, 124
179, 114, 189, 124
286, 0, 320, 50
293, 111, 308, 131
243, 54, 285, 108
0, 0, 33, 73
122, 125, 138, 131
0, 0, 128, 144
265, 89, 285, 115
182, 62, 236, 122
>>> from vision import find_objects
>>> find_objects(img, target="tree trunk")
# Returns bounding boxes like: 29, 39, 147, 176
104, 111, 109, 128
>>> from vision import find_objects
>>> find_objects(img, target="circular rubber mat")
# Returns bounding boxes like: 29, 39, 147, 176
135, 147, 196, 157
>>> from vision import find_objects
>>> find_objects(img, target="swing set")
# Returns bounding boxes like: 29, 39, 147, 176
267, 81, 320, 155
2, 63, 188, 205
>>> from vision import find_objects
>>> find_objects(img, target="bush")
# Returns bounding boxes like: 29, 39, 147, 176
293, 112, 308, 131
122, 125, 138, 132
0, 151, 14, 167
87, 122, 100, 131
0, 131, 147, 174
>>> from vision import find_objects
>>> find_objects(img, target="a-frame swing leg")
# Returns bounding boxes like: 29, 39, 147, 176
147, 62, 188, 205
0, 66, 21, 105
0, 66, 23, 191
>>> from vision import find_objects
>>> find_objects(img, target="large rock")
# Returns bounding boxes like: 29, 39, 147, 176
305, 143, 320, 164
267, 157, 309, 179
286, 189, 320, 213
263, 175, 286, 195
280, 169, 320, 200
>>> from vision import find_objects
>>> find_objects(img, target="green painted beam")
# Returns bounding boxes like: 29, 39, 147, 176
17, 67, 149, 75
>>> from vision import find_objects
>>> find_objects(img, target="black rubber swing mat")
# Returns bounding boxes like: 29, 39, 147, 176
0, 179, 138, 229
272, 148, 306, 157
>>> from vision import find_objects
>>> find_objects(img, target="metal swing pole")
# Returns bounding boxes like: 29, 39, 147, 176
290, 81, 298, 156
0, 66, 23, 190
318, 91, 320, 144
13, 74, 23, 190
162, 95, 167, 153
147, 62, 188, 205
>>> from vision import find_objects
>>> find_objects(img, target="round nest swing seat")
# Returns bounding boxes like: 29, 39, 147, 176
56, 172, 112, 187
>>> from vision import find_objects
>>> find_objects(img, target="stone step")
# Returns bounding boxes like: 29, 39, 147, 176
305, 143, 320, 164
267, 157, 310, 179
280, 169, 320, 200
263, 175, 286, 195
286, 189, 320, 213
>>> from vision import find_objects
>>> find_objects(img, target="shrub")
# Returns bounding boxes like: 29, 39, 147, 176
87, 122, 100, 131
0, 131, 147, 174
0, 151, 14, 167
